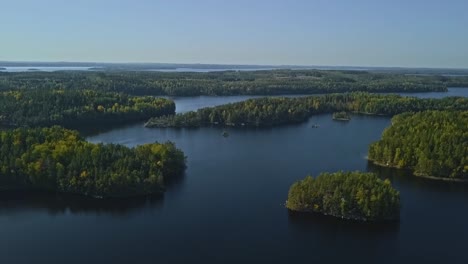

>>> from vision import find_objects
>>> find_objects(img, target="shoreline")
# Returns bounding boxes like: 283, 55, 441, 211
285, 206, 399, 223
369, 159, 468, 183
0, 186, 166, 199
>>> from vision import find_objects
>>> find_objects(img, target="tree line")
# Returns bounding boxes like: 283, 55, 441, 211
368, 110, 467, 180
286, 171, 400, 221
145, 93, 468, 128
0, 126, 186, 197
1, 69, 467, 96
0, 89, 175, 128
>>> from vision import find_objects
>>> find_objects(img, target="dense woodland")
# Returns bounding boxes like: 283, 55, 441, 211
1, 69, 467, 96
0, 69, 466, 201
145, 93, 468, 128
0, 127, 186, 197
368, 111, 467, 180
0, 89, 175, 128
286, 171, 400, 221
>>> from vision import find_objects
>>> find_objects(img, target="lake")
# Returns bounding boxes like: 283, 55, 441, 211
389, 87, 468, 98
1, 88, 467, 264
0, 66, 95, 72
166, 87, 467, 113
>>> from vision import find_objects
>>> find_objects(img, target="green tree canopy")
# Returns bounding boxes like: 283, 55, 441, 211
369, 110, 467, 180
286, 171, 400, 221
0, 126, 186, 198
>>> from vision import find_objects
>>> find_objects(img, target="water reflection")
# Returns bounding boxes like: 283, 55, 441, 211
288, 210, 400, 234
78, 121, 146, 137
0, 191, 164, 216
367, 162, 468, 194
0, 171, 187, 216
287, 209, 400, 264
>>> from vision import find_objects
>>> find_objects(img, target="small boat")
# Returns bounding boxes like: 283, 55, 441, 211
222, 131, 229, 137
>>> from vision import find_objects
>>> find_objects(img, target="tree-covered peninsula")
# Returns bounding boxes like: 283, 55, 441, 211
1, 69, 466, 96
0, 89, 175, 128
0, 126, 186, 198
368, 111, 467, 181
286, 171, 400, 221
145, 93, 468, 128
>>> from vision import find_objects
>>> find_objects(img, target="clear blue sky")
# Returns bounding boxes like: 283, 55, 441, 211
1, 0, 467, 68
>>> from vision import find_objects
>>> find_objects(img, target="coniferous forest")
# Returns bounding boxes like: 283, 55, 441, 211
368, 111, 467, 180
1, 69, 467, 96
0, 89, 175, 128
0, 127, 186, 197
286, 171, 400, 221
145, 93, 468, 128
0, 69, 466, 205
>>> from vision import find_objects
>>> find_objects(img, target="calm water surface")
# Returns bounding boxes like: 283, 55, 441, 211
168, 87, 468, 113
1, 88, 467, 264
0, 66, 95, 72
392, 87, 468, 98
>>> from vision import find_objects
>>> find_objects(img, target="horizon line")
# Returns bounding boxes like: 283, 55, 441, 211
1, 60, 468, 70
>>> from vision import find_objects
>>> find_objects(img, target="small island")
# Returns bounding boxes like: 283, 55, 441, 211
332, 111, 351, 121
368, 110, 467, 181
0, 126, 186, 198
286, 171, 400, 222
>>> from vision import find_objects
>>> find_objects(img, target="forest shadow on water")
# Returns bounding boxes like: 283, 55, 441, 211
287, 210, 400, 235
286, 209, 401, 264
367, 162, 468, 195
0, 191, 163, 216
0, 172, 187, 217
77, 121, 147, 137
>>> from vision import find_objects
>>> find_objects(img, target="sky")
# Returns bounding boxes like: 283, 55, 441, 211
1, 0, 468, 68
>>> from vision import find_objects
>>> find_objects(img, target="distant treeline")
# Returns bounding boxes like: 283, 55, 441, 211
0, 89, 175, 128
286, 171, 400, 221
369, 111, 467, 180
0, 127, 186, 198
1, 69, 467, 96
145, 93, 468, 128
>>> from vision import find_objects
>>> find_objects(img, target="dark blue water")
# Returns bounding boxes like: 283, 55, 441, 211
0, 88, 467, 264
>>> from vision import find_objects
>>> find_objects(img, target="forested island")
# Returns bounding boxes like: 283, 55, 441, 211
0, 89, 175, 128
0, 126, 186, 198
368, 111, 467, 181
145, 93, 468, 128
1, 69, 467, 96
286, 171, 400, 221
332, 111, 351, 121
